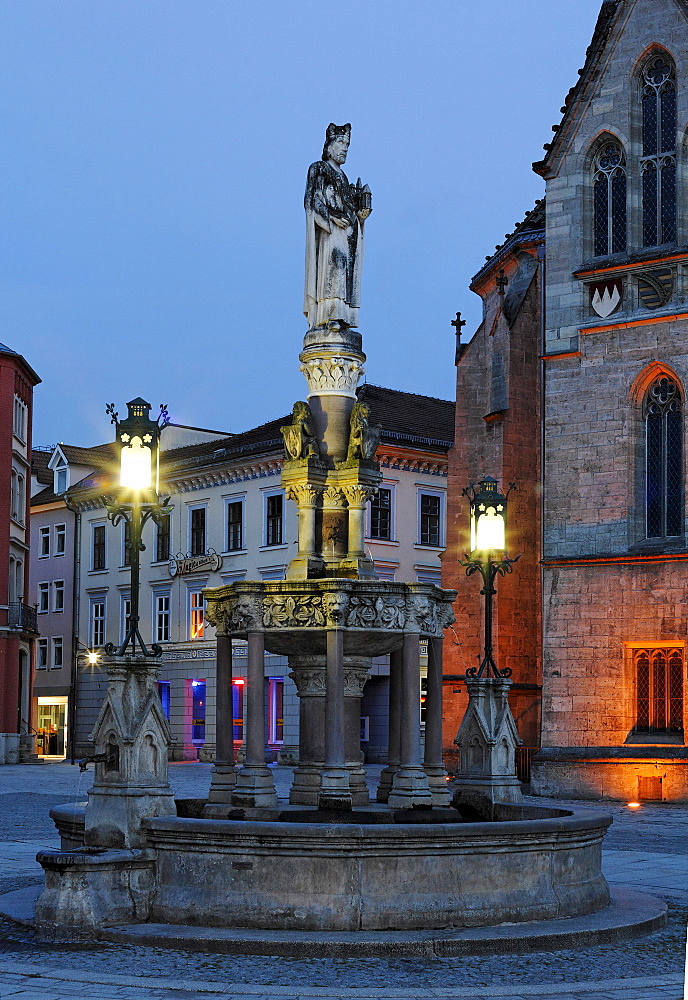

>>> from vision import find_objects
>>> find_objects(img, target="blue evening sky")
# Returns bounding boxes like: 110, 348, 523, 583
1, 1, 602, 447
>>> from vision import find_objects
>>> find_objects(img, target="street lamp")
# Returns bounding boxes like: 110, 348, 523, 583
102, 398, 172, 658
461, 477, 519, 678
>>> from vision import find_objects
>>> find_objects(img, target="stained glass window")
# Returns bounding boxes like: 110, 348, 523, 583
645, 376, 683, 539
641, 55, 676, 247
635, 647, 683, 735
593, 142, 626, 257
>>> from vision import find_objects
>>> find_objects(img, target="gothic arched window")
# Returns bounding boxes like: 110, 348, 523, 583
635, 647, 683, 736
641, 54, 677, 247
593, 141, 627, 256
645, 375, 683, 538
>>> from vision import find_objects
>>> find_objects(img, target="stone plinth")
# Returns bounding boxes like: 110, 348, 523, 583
453, 677, 523, 813
83, 653, 176, 849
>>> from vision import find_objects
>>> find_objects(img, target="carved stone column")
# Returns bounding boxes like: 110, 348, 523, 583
205, 635, 237, 815
321, 485, 348, 566
231, 631, 277, 809
318, 628, 352, 810
388, 633, 432, 809
377, 647, 401, 802
342, 484, 373, 560
424, 637, 449, 805
285, 483, 324, 580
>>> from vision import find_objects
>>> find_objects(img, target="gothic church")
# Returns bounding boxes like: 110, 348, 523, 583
443, 0, 688, 801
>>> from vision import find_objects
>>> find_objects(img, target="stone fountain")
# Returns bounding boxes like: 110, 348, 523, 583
16, 124, 652, 952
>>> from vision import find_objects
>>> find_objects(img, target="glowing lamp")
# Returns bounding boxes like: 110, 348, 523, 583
627, 801, 641, 809
469, 477, 508, 558
116, 398, 160, 494
86, 651, 100, 666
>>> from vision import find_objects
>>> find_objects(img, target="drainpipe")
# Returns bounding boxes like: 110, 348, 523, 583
65, 498, 81, 765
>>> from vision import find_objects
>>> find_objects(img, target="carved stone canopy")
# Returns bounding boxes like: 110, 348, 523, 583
204, 580, 457, 658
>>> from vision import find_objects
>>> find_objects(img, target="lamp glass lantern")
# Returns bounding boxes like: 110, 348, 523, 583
116, 398, 161, 493
469, 477, 507, 558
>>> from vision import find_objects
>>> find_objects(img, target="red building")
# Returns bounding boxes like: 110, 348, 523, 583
0, 343, 41, 764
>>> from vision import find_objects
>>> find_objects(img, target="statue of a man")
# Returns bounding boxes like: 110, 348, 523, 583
304, 123, 372, 332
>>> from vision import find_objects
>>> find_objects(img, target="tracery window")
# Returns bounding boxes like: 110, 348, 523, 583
634, 647, 683, 736
641, 55, 677, 247
645, 376, 682, 538
593, 142, 626, 256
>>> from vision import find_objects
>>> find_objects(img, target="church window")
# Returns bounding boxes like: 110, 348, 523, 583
645, 376, 682, 539
641, 55, 676, 247
634, 647, 683, 737
593, 142, 626, 256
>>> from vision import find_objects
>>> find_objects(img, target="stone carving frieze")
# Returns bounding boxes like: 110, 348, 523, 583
228, 595, 263, 632
299, 356, 365, 397
263, 594, 326, 629
345, 594, 406, 630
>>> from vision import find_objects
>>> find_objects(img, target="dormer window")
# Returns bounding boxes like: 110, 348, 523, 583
48, 446, 70, 496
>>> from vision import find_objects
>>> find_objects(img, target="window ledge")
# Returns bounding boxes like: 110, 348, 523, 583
221, 549, 248, 557
259, 544, 289, 551
365, 538, 400, 547
87, 569, 109, 576
414, 543, 445, 552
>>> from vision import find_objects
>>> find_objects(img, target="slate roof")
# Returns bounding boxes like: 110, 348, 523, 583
471, 199, 546, 288
533, 0, 624, 176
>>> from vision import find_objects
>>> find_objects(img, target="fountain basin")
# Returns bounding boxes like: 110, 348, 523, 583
139, 804, 610, 932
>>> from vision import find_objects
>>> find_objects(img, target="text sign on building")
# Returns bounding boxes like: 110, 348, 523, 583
168, 551, 223, 577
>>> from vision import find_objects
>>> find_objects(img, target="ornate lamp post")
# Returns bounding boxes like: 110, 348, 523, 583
461, 477, 518, 678
102, 398, 172, 657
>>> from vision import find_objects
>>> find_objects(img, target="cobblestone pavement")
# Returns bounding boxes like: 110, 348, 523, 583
0, 760, 685, 1000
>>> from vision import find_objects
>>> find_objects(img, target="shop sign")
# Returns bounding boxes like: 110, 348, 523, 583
168, 550, 223, 577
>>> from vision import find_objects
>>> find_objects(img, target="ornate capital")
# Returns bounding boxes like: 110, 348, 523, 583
343, 666, 370, 698
342, 484, 376, 508
322, 485, 346, 508
286, 483, 323, 508
288, 666, 326, 696
299, 355, 365, 398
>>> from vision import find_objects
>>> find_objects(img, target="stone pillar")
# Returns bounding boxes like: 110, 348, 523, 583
453, 677, 523, 815
377, 647, 402, 802
424, 637, 449, 805
388, 633, 432, 809
231, 631, 277, 809
285, 483, 324, 580
205, 635, 237, 811
84, 654, 176, 849
318, 629, 352, 810
343, 485, 368, 559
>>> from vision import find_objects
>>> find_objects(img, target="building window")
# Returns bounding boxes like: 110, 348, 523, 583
90, 600, 106, 647
122, 520, 132, 567
92, 524, 106, 571
268, 678, 284, 744
190, 679, 206, 743
418, 491, 442, 547
641, 55, 677, 248
13, 396, 27, 441
38, 582, 50, 614
155, 593, 170, 643
232, 679, 245, 743
51, 637, 63, 669
121, 596, 132, 644
53, 580, 65, 613
54, 524, 66, 556
157, 680, 171, 720
39, 527, 50, 558
635, 646, 683, 736
265, 493, 283, 546
226, 500, 244, 551
37, 638, 48, 670
645, 376, 682, 538
593, 141, 626, 256
190, 507, 206, 557
189, 590, 205, 640
54, 464, 68, 495
370, 487, 393, 540
156, 513, 171, 562
10, 471, 24, 522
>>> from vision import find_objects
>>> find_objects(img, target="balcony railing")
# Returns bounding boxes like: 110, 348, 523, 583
7, 602, 39, 634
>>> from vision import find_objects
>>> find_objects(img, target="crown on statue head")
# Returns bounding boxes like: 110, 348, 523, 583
326, 122, 351, 142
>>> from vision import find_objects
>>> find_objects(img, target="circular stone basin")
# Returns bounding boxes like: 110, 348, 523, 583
140, 803, 612, 932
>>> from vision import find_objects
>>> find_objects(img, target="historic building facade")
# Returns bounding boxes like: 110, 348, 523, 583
0, 343, 40, 764
33, 384, 452, 762
444, 0, 688, 801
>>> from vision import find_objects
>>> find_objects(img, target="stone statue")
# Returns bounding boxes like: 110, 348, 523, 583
346, 402, 381, 461
304, 123, 372, 332
281, 401, 320, 461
